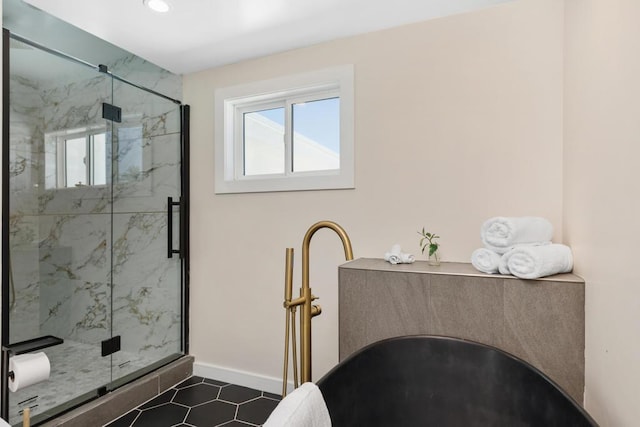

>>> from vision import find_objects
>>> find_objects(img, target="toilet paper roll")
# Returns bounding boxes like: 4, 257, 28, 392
9, 352, 50, 392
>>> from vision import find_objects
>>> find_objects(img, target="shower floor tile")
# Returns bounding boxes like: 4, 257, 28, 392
104, 376, 280, 427
8, 340, 156, 425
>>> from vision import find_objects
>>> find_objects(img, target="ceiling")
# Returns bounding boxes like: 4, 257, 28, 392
22, 0, 512, 75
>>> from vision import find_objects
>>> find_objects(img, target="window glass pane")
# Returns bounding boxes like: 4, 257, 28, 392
117, 126, 143, 182
44, 134, 58, 189
243, 107, 285, 176
65, 137, 87, 187
292, 97, 340, 173
91, 133, 107, 185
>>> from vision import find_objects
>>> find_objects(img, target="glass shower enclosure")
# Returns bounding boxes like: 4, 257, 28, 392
1, 30, 189, 425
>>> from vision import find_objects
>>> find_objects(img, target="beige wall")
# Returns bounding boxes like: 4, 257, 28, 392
184, 0, 564, 387
0, 0, 3, 410
564, 0, 640, 425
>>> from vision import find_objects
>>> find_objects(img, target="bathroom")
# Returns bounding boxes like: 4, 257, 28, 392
2, 0, 640, 426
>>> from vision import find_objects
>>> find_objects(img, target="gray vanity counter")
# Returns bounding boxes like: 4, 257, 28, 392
340, 257, 583, 282
338, 258, 585, 403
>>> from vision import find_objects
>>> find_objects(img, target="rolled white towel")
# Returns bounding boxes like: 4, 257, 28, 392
481, 217, 553, 254
504, 244, 573, 279
384, 252, 402, 264
498, 254, 510, 275
264, 382, 331, 427
384, 244, 414, 264
471, 248, 501, 274
400, 253, 415, 264
384, 244, 402, 264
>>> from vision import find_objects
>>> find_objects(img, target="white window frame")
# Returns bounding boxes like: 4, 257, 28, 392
214, 65, 354, 194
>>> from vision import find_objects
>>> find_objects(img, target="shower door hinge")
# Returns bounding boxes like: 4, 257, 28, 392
101, 336, 121, 357
102, 102, 122, 123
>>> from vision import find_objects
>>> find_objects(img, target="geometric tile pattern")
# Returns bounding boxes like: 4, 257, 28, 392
104, 376, 281, 427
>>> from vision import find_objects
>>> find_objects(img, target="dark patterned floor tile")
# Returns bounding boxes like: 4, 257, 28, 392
217, 421, 255, 426
237, 397, 279, 425
173, 383, 221, 406
139, 389, 177, 410
105, 409, 140, 427
132, 402, 189, 426
106, 377, 281, 427
218, 385, 261, 404
176, 376, 205, 388
204, 378, 229, 387
262, 391, 281, 400
185, 400, 238, 426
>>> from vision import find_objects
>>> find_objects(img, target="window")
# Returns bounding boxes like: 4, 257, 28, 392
215, 65, 354, 194
56, 131, 108, 188
45, 125, 144, 189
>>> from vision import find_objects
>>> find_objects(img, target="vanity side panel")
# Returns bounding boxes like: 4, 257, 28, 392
429, 274, 504, 348
339, 269, 430, 361
503, 278, 585, 402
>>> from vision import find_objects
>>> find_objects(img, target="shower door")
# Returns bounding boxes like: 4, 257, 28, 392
4, 35, 116, 425
2, 30, 187, 425
109, 79, 184, 384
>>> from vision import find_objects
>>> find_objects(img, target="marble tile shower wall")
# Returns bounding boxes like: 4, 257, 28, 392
8, 54, 183, 361
10, 75, 45, 343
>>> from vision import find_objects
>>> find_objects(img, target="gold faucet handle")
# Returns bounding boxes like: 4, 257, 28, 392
286, 295, 306, 308
311, 304, 322, 317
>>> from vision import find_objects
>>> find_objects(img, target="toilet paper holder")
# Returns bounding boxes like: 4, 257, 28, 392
1, 335, 63, 421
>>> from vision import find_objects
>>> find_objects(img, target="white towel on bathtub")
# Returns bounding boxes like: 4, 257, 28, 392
481, 217, 553, 254
503, 244, 573, 279
264, 382, 331, 427
471, 248, 502, 274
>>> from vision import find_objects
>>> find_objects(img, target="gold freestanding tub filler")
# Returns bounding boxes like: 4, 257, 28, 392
280, 221, 353, 396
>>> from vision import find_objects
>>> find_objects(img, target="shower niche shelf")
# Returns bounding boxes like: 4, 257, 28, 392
5, 335, 64, 355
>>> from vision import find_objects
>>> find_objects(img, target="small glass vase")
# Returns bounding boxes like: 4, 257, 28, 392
428, 251, 440, 266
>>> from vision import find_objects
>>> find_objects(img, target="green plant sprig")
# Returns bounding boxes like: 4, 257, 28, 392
418, 228, 440, 256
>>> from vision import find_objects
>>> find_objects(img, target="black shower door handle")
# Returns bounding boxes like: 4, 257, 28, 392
167, 196, 183, 258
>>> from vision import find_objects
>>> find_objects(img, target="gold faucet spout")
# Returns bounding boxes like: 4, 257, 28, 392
302, 221, 354, 291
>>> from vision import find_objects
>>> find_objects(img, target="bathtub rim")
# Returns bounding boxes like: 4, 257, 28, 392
317, 334, 597, 426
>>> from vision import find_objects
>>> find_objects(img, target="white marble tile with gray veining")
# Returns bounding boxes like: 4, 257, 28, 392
10, 76, 46, 215
110, 54, 182, 101
9, 214, 39, 247
111, 212, 181, 357
7, 247, 41, 343
112, 134, 181, 213
38, 214, 111, 343
115, 90, 181, 138
42, 78, 110, 135
113, 285, 181, 359
38, 186, 112, 216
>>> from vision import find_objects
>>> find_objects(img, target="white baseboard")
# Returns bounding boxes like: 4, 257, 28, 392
193, 361, 294, 395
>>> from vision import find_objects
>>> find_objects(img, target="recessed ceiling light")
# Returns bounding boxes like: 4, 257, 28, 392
143, 0, 171, 13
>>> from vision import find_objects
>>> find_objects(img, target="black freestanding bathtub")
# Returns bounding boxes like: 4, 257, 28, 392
317, 336, 597, 426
